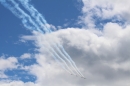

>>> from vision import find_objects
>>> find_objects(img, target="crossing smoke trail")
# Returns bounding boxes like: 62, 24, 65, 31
0, 0, 84, 77
18, 0, 83, 76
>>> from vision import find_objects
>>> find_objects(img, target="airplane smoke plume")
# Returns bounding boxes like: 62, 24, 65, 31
0, 0, 84, 78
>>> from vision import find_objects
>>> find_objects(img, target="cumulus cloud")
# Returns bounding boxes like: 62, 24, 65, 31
0, 57, 18, 71
19, 0, 130, 85
81, 0, 130, 28
0, 56, 18, 80
20, 23, 130, 86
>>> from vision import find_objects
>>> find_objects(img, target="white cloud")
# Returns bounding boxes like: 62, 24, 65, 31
20, 53, 31, 59
81, 0, 130, 28
0, 57, 18, 71
20, 23, 130, 85
0, 81, 39, 86
0, 56, 18, 80
2, 25, 130, 85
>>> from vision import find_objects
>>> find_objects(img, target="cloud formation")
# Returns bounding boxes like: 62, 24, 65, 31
0, 56, 18, 79
20, 22, 130, 86
0, 57, 18, 71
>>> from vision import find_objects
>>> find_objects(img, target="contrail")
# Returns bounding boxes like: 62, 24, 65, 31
49, 46, 74, 74
0, 0, 84, 77
11, 0, 73, 74
17, 0, 83, 75
0, 0, 43, 33
15, 0, 76, 74
3, 0, 73, 74
17, 0, 83, 76
10, 0, 45, 33
18, 0, 50, 33
46, 48, 72, 74
37, 45, 72, 74
51, 54, 71, 74
58, 44, 84, 77
53, 44, 81, 76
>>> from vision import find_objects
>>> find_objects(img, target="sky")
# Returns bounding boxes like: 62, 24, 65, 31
0, 0, 130, 86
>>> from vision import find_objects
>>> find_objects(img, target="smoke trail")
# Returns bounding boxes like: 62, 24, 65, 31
18, 0, 79, 69
18, 0, 84, 76
51, 54, 72, 74
10, 0, 45, 33
46, 48, 72, 74
0, 0, 84, 76
0, 0, 74, 73
11, 0, 73, 74
0, 0, 43, 33
18, 0, 50, 33
58, 44, 84, 77
21, 0, 47, 24
53, 44, 82, 76
15, 0, 75, 74
0, 0, 31, 29
49, 47, 74, 74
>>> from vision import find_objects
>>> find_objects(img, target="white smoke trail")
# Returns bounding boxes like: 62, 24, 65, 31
0, 0, 84, 77
19, 0, 81, 74
53, 44, 81, 76
11, 0, 73, 74
49, 47, 74, 74
58, 44, 84, 77
46, 49, 72, 74
0, 0, 74, 74
10, 0, 45, 33
18, 0, 50, 33
51, 54, 72, 74
17, 0, 84, 76
0, 0, 43, 33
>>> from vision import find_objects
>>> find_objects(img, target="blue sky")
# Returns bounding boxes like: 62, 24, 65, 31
0, 3, 33, 56
0, 0, 130, 86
